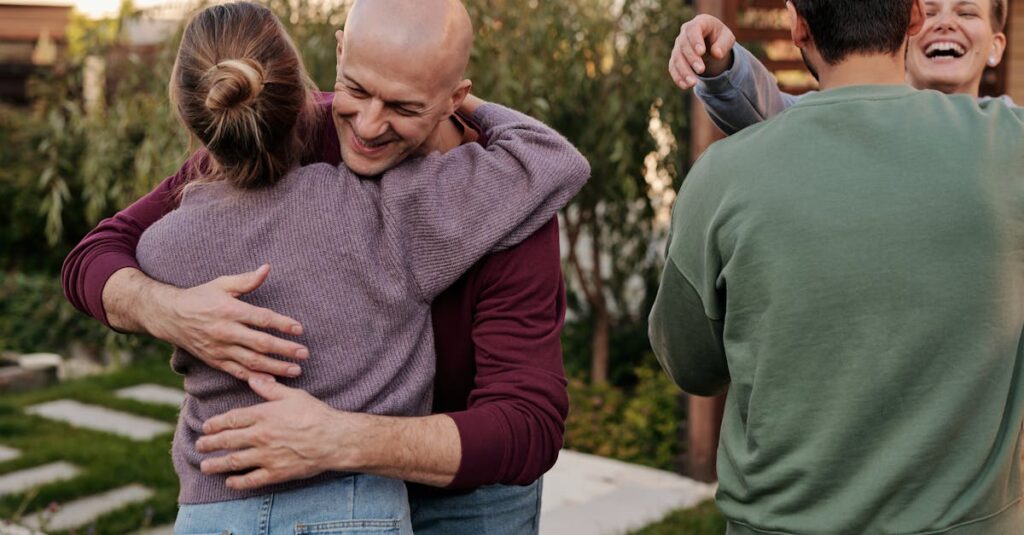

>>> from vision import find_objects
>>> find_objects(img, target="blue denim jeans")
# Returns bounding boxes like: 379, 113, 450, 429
409, 478, 543, 535
173, 475, 412, 535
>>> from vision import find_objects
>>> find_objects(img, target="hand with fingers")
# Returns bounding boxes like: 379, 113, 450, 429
146, 264, 310, 381
669, 14, 737, 90
195, 374, 355, 490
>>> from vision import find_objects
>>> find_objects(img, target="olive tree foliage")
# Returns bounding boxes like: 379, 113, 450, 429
8, 5, 186, 271
465, 0, 691, 384
12, 0, 350, 268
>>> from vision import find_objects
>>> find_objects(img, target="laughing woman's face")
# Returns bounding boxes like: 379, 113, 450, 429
905, 0, 1007, 96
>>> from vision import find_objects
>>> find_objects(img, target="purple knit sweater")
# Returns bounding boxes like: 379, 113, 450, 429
136, 104, 589, 504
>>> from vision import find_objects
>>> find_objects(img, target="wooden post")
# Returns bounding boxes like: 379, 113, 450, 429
682, 0, 736, 483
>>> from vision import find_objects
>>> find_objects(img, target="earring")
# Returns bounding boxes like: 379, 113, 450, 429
988, 57, 998, 67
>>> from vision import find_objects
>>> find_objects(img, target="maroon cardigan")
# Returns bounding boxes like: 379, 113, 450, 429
60, 93, 569, 492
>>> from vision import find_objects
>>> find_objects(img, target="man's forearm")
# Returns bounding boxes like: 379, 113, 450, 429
695, 44, 801, 135
103, 265, 309, 380
102, 267, 172, 334
332, 412, 461, 487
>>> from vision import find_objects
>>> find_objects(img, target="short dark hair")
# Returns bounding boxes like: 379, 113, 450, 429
991, 0, 1007, 32
790, 0, 915, 65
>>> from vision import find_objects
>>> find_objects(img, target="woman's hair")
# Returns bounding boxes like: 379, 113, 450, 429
171, 1, 319, 189
991, 0, 1007, 32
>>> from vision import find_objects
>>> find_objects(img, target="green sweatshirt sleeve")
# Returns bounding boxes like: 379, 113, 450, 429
649, 148, 733, 396
649, 257, 729, 396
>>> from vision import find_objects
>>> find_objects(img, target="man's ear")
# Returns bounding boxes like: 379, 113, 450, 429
786, 1, 812, 49
449, 79, 473, 115
908, 0, 925, 37
335, 30, 345, 61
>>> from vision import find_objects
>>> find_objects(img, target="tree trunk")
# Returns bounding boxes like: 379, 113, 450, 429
590, 305, 610, 384
588, 218, 610, 385
564, 208, 613, 385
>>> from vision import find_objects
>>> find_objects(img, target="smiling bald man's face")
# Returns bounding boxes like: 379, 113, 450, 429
332, 0, 473, 176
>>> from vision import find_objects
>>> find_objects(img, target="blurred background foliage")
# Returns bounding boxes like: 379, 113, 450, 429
0, 0, 693, 470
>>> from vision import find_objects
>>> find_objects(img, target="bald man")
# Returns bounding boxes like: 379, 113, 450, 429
60, 1, 570, 533
334, 0, 476, 177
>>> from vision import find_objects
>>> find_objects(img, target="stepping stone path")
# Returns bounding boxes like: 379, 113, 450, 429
0, 446, 20, 463
25, 399, 173, 441
0, 462, 80, 497
116, 384, 186, 407
21, 484, 154, 532
1, 390, 180, 533
0, 523, 44, 535
539, 450, 716, 535
9, 384, 716, 534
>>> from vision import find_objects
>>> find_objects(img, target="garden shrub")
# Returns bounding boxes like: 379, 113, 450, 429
564, 363, 684, 471
0, 271, 165, 360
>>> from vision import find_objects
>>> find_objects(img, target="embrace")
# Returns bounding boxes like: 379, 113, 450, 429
61, 0, 1023, 534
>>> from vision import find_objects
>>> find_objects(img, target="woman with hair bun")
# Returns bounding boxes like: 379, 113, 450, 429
136, 2, 589, 533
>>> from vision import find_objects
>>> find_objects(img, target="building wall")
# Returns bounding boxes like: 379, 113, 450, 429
1010, 0, 1024, 102
0, 3, 70, 103
0, 4, 70, 46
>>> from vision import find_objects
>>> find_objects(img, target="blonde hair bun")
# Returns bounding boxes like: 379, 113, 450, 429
204, 58, 266, 112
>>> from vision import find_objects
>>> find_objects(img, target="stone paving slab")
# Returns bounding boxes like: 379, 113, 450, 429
0, 523, 44, 535
116, 384, 187, 407
0, 462, 80, 497
540, 450, 716, 535
22, 484, 154, 532
16, 354, 62, 371
0, 446, 20, 463
135, 525, 174, 535
25, 400, 173, 441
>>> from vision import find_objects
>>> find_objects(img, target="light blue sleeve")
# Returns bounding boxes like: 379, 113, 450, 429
997, 94, 1019, 108
693, 44, 806, 135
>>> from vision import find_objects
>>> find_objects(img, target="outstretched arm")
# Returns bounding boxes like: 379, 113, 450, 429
669, 14, 803, 135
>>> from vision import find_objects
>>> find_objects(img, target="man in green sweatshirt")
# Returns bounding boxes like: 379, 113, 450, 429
649, 0, 1024, 533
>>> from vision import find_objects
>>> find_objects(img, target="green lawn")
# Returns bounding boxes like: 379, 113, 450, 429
1, 359, 728, 534
0, 358, 182, 534
630, 500, 727, 535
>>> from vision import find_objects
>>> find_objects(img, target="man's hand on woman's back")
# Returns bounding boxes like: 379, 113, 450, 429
107, 264, 310, 380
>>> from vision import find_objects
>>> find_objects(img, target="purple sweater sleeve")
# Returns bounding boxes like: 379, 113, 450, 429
60, 155, 202, 326
381, 103, 590, 301
446, 218, 569, 488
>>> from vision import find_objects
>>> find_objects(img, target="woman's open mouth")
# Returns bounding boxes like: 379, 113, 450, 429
923, 41, 968, 62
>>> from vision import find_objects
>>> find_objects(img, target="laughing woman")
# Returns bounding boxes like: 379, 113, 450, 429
667, 0, 1015, 134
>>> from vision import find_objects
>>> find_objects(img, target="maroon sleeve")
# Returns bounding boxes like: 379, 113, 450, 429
446, 217, 570, 488
61, 93, 339, 328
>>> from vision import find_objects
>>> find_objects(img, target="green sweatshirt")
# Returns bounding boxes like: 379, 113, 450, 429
650, 85, 1024, 535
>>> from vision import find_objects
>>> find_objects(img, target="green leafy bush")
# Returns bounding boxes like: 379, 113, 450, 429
565, 363, 683, 471
629, 501, 726, 535
0, 272, 166, 359
0, 272, 104, 353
